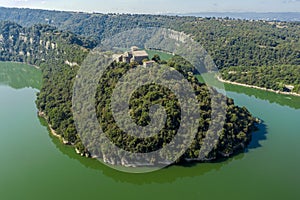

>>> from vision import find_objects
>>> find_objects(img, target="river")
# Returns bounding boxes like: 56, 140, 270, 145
0, 62, 299, 200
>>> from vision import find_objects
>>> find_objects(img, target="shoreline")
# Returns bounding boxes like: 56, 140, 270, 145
38, 111, 62, 139
38, 111, 92, 158
38, 111, 73, 145
217, 76, 300, 97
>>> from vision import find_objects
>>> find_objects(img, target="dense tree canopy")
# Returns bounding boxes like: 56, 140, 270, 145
93, 57, 257, 163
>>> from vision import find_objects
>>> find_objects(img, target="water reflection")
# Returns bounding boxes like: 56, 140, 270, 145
246, 121, 268, 150
0, 62, 41, 90
224, 84, 300, 110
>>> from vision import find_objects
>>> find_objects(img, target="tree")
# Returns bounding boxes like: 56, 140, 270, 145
152, 54, 161, 63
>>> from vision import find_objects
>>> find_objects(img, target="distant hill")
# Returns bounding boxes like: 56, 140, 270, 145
0, 7, 299, 69
174, 12, 300, 22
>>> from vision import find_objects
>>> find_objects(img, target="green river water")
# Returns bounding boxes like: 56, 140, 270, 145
0, 62, 299, 200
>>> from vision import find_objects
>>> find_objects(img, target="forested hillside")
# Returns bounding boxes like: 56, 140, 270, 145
0, 7, 299, 68
0, 21, 258, 163
92, 57, 257, 164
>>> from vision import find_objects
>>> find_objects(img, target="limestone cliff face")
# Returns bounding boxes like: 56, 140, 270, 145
0, 21, 92, 66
